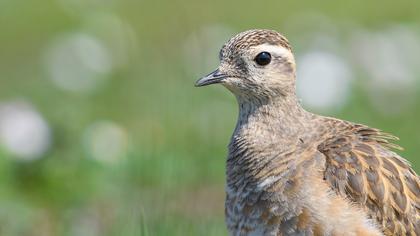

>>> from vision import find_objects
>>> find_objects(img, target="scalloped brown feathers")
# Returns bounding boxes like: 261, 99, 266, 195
319, 121, 420, 235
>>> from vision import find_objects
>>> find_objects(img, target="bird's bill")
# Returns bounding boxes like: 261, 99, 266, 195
195, 69, 227, 87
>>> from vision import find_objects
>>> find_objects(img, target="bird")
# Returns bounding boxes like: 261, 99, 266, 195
195, 29, 420, 236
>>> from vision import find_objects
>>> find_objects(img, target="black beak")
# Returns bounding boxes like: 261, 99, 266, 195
195, 69, 227, 87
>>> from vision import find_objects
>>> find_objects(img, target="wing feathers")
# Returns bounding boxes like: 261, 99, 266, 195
318, 121, 420, 235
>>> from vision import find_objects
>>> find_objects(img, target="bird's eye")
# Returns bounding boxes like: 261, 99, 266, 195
254, 52, 271, 66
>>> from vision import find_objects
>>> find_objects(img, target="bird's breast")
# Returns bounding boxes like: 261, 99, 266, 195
225, 149, 307, 235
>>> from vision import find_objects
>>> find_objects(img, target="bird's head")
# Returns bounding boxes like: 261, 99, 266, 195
195, 29, 296, 100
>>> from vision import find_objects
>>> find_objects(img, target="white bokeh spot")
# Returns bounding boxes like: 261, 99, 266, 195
351, 25, 420, 115
0, 101, 51, 161
297, 51, 353, 111
44, 32, 113, 92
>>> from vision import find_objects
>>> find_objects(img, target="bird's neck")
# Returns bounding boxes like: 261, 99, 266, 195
235, 94, 310, 137
226, 94, 314, 192
229, 93, 314, 165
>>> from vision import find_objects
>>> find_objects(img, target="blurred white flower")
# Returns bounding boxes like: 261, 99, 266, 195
351, 25, 420, 115
297, 51, 353, 111
83, 121, 128, 164
352, 27, 418, 88
0, 101, 51, 161
183, 25, 234, 77
44, 32, 113, 92
83, 12, 139, 68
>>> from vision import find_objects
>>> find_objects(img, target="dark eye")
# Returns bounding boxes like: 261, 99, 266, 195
254, 52, 271, 66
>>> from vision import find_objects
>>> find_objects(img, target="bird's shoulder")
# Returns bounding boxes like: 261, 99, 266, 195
313, 117, 420, 235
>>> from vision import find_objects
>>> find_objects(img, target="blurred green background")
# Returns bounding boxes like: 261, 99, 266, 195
0, 0, 419, 235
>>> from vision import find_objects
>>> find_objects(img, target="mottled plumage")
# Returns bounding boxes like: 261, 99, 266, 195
195, 29, 420, 236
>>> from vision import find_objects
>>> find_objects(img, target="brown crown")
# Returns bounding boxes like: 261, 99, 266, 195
223, 29, 292, 52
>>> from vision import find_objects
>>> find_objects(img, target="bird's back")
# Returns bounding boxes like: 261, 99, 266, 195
225, 114, 419, 235
318, 117, 420, 235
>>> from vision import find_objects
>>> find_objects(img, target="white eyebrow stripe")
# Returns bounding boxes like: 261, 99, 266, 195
252, 44, 291, 58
